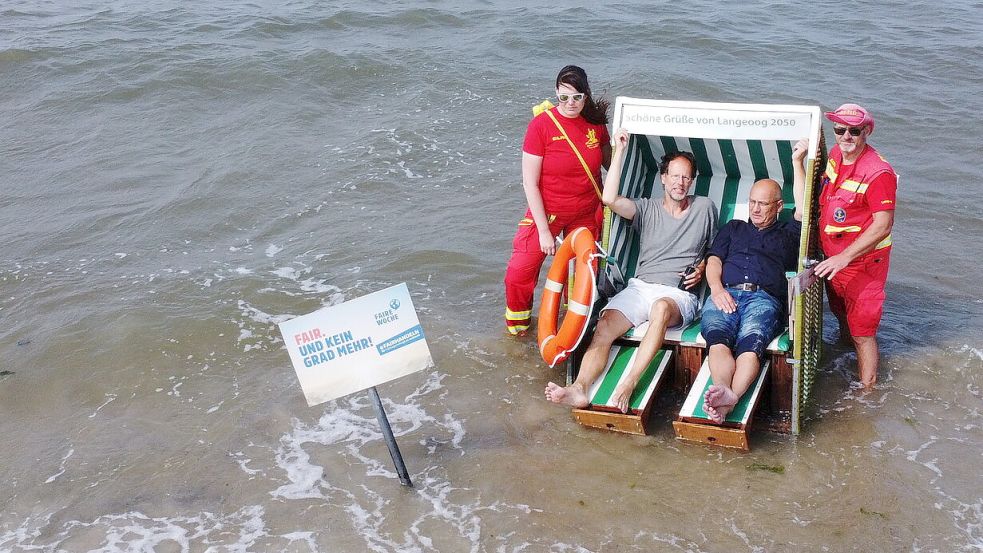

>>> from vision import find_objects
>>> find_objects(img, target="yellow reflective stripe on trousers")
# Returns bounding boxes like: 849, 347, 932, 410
875, 234, 892, 250
507, 324, 529, 335
824, 224, 862, 234
505, 308, 531, 321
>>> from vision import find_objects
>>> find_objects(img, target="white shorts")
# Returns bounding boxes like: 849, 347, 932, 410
602, 278, 699, 329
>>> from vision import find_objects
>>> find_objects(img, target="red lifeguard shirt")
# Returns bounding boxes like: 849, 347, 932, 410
522, 107, 609, 216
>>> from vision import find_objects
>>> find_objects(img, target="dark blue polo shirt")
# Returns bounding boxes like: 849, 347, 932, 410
708, 218, 802, 304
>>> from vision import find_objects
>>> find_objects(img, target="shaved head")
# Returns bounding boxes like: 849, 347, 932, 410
748, 179, 784, 229
750, 179, 782, 201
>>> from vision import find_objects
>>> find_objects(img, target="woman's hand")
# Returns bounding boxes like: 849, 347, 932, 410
538, 228, 556, 255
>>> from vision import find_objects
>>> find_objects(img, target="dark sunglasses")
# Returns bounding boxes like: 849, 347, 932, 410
833, 126, 864, 136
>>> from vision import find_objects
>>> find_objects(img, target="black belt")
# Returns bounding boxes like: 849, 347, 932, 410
727, 283, 760, 292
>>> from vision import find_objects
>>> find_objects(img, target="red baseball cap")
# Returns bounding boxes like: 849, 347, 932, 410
825, 103, 874, 133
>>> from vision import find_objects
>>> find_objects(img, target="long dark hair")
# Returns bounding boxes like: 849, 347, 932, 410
555, 65, 610, 126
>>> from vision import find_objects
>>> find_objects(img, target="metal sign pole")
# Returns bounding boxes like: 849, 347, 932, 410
368, 386, 413, 487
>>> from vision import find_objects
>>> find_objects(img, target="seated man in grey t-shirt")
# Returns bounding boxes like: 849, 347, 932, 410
546, 128, 718, 413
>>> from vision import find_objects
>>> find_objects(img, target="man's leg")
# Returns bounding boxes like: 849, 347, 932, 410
545, 309, 633, 408
700, 294, 740, 423
838, 259, 887, 389
853, 335, 878, 389
609, 298, 682, 413
706, 351, 762, 423
825, 280, 852, 344
705, 291, 780, 424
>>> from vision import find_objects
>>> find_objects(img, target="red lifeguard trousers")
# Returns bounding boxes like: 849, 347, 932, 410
504, 208, 601, 335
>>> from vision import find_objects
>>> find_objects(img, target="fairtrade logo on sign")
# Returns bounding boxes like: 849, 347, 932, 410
375, 301, 401, 326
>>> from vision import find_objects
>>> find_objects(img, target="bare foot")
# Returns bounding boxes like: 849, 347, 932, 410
544, 381, 589, 409
704, 385, 726, 407
704, 384, 739, 424
610, 382, 634, 413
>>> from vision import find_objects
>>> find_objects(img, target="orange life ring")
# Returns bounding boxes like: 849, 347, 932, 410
537, 226, 598, 368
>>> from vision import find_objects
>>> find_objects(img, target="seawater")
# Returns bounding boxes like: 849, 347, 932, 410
1, 1, 982, 551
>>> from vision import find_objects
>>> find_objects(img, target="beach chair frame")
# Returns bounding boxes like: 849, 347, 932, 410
569, 98, 826, 437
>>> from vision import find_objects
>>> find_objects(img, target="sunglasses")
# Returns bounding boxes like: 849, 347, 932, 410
557, 93, 585, 103
833, 126, 864, 136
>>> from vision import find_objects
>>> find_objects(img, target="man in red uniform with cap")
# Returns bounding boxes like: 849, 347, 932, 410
805, 103, 897, 389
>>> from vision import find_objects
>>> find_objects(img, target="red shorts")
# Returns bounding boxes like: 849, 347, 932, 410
825, 248, 891, 337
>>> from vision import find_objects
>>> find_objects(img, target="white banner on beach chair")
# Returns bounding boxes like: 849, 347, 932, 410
614, 98, 821, 152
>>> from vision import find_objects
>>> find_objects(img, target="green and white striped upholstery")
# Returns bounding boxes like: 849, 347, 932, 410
679, 358, 770, 425
586, 346, 672, 413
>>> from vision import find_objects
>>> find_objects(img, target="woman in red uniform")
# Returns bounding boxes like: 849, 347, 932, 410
504, 65, 611, 336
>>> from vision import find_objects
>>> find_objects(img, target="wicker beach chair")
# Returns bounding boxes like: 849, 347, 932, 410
570, 98, 826, 444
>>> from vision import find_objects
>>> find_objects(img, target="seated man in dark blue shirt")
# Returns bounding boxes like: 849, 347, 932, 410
701, 171, 805, 424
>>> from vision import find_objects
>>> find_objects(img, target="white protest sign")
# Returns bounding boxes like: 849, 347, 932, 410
278, 283, 432, 406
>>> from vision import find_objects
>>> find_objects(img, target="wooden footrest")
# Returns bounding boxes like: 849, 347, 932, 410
572, 346, 672, 436
672, 358, 770, 451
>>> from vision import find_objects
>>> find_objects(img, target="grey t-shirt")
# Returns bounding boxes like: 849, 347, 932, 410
630, 195, 718, 287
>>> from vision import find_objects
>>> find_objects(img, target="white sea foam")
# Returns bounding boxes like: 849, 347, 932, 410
271, 266, 299, 280
262, 371, 539, 551
958, 344, 983, 361
270, 263, 344, 300
88, 393, 117, 419
0, 504, 320, 552
43, 447, 74, 484
265, 244, 283, 257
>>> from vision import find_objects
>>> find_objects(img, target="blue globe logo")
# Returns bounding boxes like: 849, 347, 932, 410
390, 299, 401, 310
